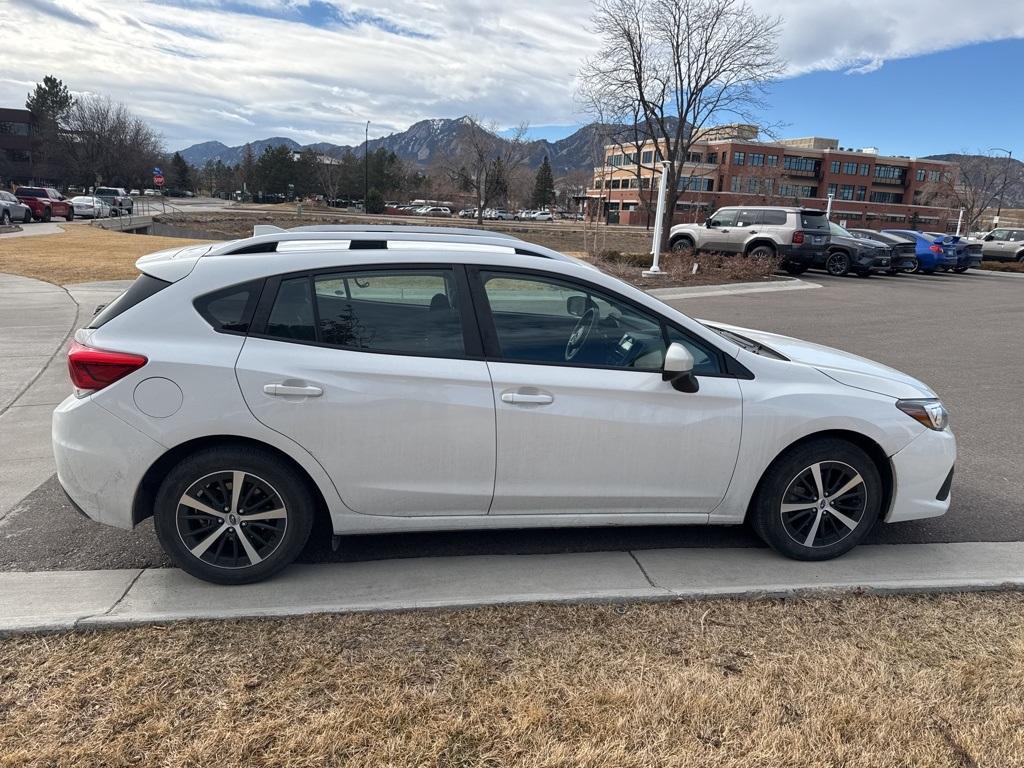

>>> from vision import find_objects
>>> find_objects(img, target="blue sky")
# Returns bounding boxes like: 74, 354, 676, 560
2, 0, 1023, 154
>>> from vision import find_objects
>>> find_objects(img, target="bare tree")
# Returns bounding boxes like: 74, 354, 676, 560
63, 95, 163, 189
306, 149, 345, 202
919, 154, 1024, 233
449, 118, 530, 224
579, 0, 785, 247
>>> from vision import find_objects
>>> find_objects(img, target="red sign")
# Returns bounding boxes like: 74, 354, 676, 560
153, 174, 165, 187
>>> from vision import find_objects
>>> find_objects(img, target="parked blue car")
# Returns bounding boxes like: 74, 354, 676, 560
924, 233, 983, 273
881, 230, 957, 274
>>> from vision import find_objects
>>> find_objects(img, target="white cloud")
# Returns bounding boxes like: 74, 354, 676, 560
1, 0, 1022, 150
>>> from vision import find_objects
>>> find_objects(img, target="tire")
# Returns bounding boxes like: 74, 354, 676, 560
783, 263, 808, 275
670, 237, 694, 253
747, 243, 777, 260
953, 266, 969, 274
153, 445, 316, 584
42, 207, 51, 223
750, 438, 883, 561
22, 209, 31, 224
908, 259, 921, 274
0, 209, 9, 226
825, 250, 850, 276
65, 208, 74, 222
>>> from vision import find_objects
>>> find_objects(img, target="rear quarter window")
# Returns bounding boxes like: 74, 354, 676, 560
193, 280, 264, 334
761, 210, 787, 225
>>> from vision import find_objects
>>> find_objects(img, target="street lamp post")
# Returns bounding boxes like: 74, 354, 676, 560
364, 121, 370, 211
989, 147, 1013, 227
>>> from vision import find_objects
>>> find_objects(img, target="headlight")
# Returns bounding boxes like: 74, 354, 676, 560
896, 399, 949, 431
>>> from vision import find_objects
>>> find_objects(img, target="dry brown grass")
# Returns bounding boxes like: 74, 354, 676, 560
589, 249, 783, 289
979, 261, 1024, 273
2, 592, 1023, 767
0, 225, 211, 285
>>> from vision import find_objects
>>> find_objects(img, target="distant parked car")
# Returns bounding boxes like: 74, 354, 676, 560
416, 206, 451, 217
924, 233, 982, 273
458, 208, 478, 219
143, 189, 160, 196
490, 209, 514, 220
880, 230, 957, 275
669, 206, 831, 275
515, 209, 537, 220
813, 222, 891, 277
15, 186, 73, 222
847, 230, 919, 274
129, 189, 141, 196
979, 228, 1024, 262
70, 196, 112, 219
94, 187, 133, 215
532, 210, 554, 222
0, 190, 32, 225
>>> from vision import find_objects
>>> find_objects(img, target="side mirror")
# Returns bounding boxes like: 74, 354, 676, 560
983, 235, 994, 241
566, 295, 587, 317
663, 342, 699, 393
705, 218, 714, 228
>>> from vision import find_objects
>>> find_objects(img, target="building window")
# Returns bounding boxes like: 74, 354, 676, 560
706, 152, 717, 164
859, 163, 869, 176
610, 179, 621, 189
641, 150, 653, 164
840, 184, 854, 200
747, 177, 759, 193
869, 191, 903, 204
827, 183, 838, 197
830, 160, 840, 173
842, 162, 857, 175
640, 177, 651, 189
874, 165, 905, 181
609, 154, 623, 167
687, 152, 702, 163
855, 185, 866, 201
783, 156, 818, 173
733, 151, 746, 165
916, 169, 926, 182
0, 121, 30, 136
766, 154, 778, 166
928, 170, 941, 183
730, 176, 742, 192
750, 153, 765, 166
594, 179, 603, 189
5, 149, 30, 162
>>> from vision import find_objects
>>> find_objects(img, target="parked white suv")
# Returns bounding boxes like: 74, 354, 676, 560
54, 224, 955, 584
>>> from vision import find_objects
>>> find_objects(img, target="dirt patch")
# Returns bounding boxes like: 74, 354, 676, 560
0, 225, 211, 284
978, 261, 1024, 273
1, 592, 1023, 767
586, 249, 785, 289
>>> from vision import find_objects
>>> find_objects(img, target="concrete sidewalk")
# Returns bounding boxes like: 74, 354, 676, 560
3, 541, 1023, 634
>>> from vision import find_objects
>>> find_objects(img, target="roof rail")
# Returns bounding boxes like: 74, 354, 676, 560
205, 227, 579, 264
282, 224, 523, 241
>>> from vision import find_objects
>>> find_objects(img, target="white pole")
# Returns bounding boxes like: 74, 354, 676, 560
645, 160, 671, 276
955, 207, 964, 237
825, 193, 834, 220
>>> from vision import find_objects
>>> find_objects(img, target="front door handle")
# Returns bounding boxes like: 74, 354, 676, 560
264, 383, 323, 397
749, 230, 758, 234
501, 390, 554, 405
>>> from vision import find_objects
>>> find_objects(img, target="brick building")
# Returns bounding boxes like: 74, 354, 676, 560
586, 127, 958, 231
0, 107, 63, 188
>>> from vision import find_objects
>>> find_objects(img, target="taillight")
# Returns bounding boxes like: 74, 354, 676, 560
929, 244, 943, 254
792, 230, 805, 244
67, 341, 147, 392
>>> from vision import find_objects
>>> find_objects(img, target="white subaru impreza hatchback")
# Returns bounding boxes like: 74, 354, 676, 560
53, 225, 955, 584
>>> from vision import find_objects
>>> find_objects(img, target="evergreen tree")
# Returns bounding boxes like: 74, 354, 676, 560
170, 151, 191, 190
25, 76, 75, 180
239, 143, 257, 194
531, 156, 555, 208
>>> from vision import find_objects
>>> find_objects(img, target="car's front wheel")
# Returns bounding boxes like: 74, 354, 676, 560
750, 438, 882, 561
1, 209, 10, 226
22, 209, 31, 224
670, 237, 694, 253
153, 446, 315, 584
66, 208, 74, 222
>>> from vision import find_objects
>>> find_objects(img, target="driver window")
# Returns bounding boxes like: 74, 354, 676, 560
479, 271, 666, 370
709, 209, 738, 227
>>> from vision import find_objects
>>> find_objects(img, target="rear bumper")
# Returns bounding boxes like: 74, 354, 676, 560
778, 245, 825, 266
52, 395, 165, 530
885, 428, 957, 523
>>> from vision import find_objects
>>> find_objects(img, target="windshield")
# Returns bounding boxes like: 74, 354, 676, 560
701, 323, 788, 360
829, 222, 852, 237
17, 187, 45, 197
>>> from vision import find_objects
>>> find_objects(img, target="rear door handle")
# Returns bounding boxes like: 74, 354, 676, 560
501, 391, 554, 405
264, 383, 323, 397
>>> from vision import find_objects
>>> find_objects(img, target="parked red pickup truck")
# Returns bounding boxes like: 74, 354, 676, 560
14, 187, 74, 222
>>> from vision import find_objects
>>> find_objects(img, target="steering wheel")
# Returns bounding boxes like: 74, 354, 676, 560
565, 307, 598, 361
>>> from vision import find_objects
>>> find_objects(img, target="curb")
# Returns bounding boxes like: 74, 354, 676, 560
3, 541, 1024, 635
647, 277, 819, 300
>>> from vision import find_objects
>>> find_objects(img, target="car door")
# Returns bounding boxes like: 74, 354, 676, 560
470, 268, 743, 517
982, 229, 1009, 260
235, 265, 496, 517
732, 209, 764, 251
701, 208, 739, 252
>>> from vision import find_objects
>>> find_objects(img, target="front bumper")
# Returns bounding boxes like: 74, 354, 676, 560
885, 427, 957, 523
52, 395, 166, 530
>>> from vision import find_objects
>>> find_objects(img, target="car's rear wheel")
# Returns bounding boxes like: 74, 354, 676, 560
953, 266, 969, 273
153, 446, 315, 584
750, 438, 882, 561
825, 250, 850, 276
66, 208, 74, 222
22, 209, 31, 224
747, 243, 776, 260
1, 210, 9, 226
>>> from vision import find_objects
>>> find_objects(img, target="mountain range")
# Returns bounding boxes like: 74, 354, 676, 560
178, 117, 606, 176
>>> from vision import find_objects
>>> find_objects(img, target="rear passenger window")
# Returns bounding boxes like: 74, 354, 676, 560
89, 274, 171, 329
194, 280, 262, 334
734, 210, 762, 227
313, 270, 464, 357
266, 278, 316, 341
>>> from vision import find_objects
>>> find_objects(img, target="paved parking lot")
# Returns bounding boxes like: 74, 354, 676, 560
0, 268, 1021, 570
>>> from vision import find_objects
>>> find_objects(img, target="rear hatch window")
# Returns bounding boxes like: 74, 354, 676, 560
88, 274, 170, 329
800, 212, 830, 231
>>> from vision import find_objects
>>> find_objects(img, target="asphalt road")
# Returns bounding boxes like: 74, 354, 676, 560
2, 267, 1022, 570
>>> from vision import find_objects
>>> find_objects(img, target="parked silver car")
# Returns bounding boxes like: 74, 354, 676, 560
980, 228, 1024, 262
0, 190, 32, 225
